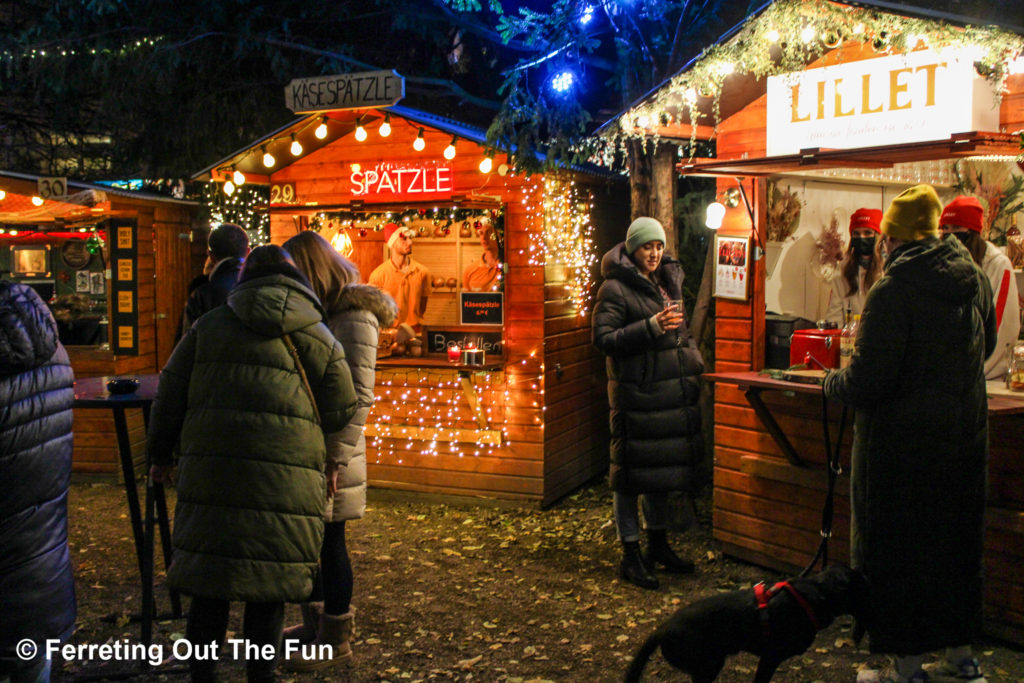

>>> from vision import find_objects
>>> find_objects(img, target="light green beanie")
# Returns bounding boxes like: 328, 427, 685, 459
625, 217, 666, 254
881, 184, 942, 242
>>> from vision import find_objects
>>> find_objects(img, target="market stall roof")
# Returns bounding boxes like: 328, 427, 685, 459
0, 170, 197, 225
593, 0, 1024, 144
679, 131, 1024, 177
192, 105, 620, 183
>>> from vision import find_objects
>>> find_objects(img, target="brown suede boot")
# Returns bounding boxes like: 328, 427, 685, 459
281, 601, 323, 645
282, 606, 355, 672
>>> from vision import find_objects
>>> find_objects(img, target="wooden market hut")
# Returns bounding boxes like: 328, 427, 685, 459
600, 0, 1024, 644
193, 105, 627, 507
0, 171, 199, 478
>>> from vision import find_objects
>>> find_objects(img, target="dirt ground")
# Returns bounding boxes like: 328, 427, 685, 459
61, 478, 1024, 682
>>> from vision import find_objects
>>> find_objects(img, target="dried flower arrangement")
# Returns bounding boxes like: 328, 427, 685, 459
766, 182, 804, 242
813, 209, 846, 282
954, 160, 1024, 245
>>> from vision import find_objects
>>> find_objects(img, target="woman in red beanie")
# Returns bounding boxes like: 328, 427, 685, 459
939, 195, 1020, 380
824, 208, 884, 325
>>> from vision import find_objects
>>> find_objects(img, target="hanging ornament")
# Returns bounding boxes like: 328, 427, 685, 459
358, 228, 367, 237
872, 31, 889, 52
823, 30, 842, 49
418, 208, 427, 216
85, 235, 103, 254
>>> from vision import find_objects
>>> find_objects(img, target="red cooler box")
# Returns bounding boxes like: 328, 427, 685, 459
789, 327, 841, 369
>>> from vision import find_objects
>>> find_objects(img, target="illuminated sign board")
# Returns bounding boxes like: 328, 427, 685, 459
349, 162, 453, 200
766, 49, 998, 156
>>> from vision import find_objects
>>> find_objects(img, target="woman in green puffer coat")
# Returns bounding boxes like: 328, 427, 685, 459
148, 245, 357, 683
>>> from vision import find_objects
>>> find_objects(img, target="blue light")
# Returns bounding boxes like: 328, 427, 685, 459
551, 70, 574, 93
579, 5, 594, 25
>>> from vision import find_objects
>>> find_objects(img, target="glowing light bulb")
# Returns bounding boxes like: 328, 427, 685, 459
290, 137, 303, 156
705, 202, 725, 229
223, 180, 236, 195
444, 136, 457, 160
479, 157, 493, 173
413, 128, 425, 151
262, 149, 276, 168
350, 163, 361, 173
315, 117, 328, 139
354, 124, 367, 142
31, 196, 44, 206
801, 26, 816, 43
765, 29, 780, 43
379, 115, 391, 137
232, 169, 245, 186
0, 190, 5, 200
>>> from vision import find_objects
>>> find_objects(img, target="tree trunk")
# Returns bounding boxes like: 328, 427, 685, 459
628, 138, 677, 254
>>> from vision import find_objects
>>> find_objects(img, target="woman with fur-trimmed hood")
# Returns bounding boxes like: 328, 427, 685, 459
282, 231, 398, 671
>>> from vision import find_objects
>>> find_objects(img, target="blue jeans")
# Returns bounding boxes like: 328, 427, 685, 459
614, 492, 669, 543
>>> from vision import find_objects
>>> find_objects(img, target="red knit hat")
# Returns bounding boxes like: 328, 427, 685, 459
939, 196, 984, 233
849, 208, 882, 234
383, 222, 412, 248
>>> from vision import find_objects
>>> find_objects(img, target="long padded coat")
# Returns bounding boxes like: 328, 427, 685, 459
322, 284, 397, 522
147, 273, 357, 603
592, 244, 704, 495
823, 236, 996, 654
0, 282, 76, 657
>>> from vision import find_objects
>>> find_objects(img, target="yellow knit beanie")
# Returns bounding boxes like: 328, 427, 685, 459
880, 184, 942, 242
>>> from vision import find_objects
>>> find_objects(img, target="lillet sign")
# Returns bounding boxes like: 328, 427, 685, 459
766, 48, 999, 156
285, 70, 405, 113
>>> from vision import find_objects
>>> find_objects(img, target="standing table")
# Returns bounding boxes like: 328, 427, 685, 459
72, 374, 181, 646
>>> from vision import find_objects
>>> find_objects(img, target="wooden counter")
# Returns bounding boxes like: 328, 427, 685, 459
706, 371, 1024, 646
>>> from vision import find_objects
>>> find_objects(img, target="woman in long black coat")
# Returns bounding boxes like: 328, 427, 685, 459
592, 217, 704, 590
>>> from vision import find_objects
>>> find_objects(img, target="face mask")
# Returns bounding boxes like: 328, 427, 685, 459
952, 231, 972, 248
851, 236, 876, 257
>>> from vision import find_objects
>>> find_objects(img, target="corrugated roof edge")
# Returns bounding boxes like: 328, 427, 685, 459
594, 0, 1024, 136
192, 105, 623, 182
0, 169, 199, 206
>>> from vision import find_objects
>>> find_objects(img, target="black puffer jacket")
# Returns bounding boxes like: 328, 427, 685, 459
0, 281, 76, 657
824, 236, 996, 654
182, 256, 243, 331
592, 244, 704, 495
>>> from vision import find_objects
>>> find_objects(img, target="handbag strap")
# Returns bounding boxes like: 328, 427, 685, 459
282, 333, 321, 425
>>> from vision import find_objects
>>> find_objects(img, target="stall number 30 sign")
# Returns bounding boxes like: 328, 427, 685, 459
38, 177, 68, 199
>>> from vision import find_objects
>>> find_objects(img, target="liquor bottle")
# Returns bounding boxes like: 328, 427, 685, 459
840, 310, 858, 369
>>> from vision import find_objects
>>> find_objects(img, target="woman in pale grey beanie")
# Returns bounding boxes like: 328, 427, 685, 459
591, 217, 704, 590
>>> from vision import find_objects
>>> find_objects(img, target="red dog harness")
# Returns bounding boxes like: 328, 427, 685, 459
754, 581, 822, 637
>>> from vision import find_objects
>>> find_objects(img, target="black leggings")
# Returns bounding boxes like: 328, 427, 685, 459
186, 596, 283, 683
318, 521, 354, 615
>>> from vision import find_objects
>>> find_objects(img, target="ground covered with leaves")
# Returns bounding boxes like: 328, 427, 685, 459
64, 479, 1024, 682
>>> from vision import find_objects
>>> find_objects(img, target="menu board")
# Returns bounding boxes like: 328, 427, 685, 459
109, 219, 139, 355
713, 234, 750, 301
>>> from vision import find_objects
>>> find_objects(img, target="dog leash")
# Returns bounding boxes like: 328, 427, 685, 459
800, 390, 847, 577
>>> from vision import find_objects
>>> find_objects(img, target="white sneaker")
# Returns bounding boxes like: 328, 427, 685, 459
922, 657, 987, 683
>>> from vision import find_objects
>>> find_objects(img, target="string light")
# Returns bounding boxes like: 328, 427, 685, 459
444, 136, 457, 160
289, 134, 303, 156
232, 167, 245, 186
222, 179, 235, 196
413, 128, 426, 151
314, 116, 328, 139
262, 146, 275, 168
379, 113, 392, 137
354, 120, 368, 142
0, 190, 6, 200
31, 196, 43, 206
479, 155, 493, 173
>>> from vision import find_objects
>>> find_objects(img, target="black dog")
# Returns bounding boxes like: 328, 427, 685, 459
623, 564, 868, 683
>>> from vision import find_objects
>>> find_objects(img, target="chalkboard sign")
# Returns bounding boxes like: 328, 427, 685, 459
460, 292, 503, 326
426, 328, 503, 355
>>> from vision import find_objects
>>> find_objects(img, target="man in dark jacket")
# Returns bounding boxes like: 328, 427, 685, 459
824, 185, 996, 683
0, 281, 76, 683
180, 222, 250, 333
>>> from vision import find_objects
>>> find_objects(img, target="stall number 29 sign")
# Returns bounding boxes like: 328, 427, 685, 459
38, 177, 68, 199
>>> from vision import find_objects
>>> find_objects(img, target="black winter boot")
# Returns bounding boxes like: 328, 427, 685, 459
619, 540, 659, 589
644, 529, 695, 574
